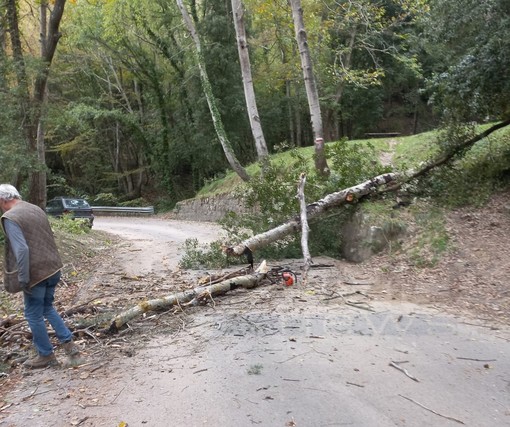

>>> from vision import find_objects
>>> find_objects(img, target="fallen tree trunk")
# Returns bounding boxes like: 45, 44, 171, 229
108, 262, 269, 333
228, 172, 398, 256
228, 119, 510, 257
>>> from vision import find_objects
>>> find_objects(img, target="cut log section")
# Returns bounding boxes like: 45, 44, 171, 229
108, 261, 269, 333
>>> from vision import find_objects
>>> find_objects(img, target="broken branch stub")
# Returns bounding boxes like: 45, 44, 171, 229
227, 172, 399, 257
298, 172, 312, 280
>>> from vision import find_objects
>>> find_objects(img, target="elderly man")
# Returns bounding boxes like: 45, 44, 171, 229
0, 184, 80, 368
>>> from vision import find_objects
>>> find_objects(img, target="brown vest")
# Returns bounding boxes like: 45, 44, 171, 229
2, 201, 63, 293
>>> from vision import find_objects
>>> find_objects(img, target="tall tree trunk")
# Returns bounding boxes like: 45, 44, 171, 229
231, 0, 269, 164
27, 0, 67, 207
176, 0, 250, 182
0, 1, 7, 89
286, 80, 295, 147
289, 0, 329, 176
413, 107, 419, 135
29, 1, 49, 207
295, 93, 303, 147
6, 0, 30, 190
6, 0, 66, 207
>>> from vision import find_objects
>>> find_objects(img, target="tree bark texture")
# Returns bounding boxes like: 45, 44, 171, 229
231, 0, 269, 163
297, 173, 312, 279
176, 0, 251, 182
289, 0, 329, 176
109, 264, 268, 332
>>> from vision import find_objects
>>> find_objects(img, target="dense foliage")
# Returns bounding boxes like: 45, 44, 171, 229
423, 0, 510, 121
218, 140, 390, 259
0, 0, 508, 206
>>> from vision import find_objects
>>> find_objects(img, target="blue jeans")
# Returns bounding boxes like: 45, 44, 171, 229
23, 271, 73, 356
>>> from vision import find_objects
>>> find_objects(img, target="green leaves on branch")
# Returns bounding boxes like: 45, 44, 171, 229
220, 140, 389, 260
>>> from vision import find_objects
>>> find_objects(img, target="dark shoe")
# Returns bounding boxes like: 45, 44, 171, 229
62, 340, 80, 357
24, 353, 58, 369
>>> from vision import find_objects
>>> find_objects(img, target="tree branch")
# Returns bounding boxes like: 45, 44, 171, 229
297, 173, 312, 282
227, 119, 510, 258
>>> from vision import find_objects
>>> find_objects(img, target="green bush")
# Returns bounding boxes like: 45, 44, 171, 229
47, 175, 76, 200
120, 198, 151, 207
420, 130, 510, 207
325, 140, 390, 191
179, 238, 244, 269
49, 215, 92, 234
154, 198, 176, 213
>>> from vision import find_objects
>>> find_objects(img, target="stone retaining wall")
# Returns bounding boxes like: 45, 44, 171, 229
172, 193, 254, 222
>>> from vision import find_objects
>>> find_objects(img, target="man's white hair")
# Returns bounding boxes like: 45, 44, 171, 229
0, 184, 22, 201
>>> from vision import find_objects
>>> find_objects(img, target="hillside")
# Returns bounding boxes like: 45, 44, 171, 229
342, 190, 510, 327
170, 126, 510, 327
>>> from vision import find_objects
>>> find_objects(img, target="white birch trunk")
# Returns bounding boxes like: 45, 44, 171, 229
297, 173, 312, 281
231, 0, 269, 162
289, 0, 329, 175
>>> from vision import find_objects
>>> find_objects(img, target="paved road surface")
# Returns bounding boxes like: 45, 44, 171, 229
93, 216, 224, 274
1, 217, 509, 427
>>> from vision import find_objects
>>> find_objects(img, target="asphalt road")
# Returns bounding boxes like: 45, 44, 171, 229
90, 217, 510, 427
85, 305, 510, 427
2, 217, 509, 427
92, 216, 225, 274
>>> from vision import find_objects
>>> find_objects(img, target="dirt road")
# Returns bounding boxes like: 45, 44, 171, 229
1, 217, 509, 427
93, 216, 225, 274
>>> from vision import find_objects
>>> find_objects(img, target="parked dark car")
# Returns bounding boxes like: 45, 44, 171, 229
46, 197, 94, 227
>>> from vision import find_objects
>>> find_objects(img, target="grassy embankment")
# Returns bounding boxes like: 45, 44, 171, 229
188, 124, 509, 267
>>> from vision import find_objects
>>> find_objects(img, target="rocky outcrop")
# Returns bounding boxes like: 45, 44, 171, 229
341, 210, 406, 262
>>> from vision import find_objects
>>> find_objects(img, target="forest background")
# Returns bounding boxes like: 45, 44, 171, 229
0, 0, 509, 212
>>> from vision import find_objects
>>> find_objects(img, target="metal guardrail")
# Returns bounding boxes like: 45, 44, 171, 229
91, 206, 155, 216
